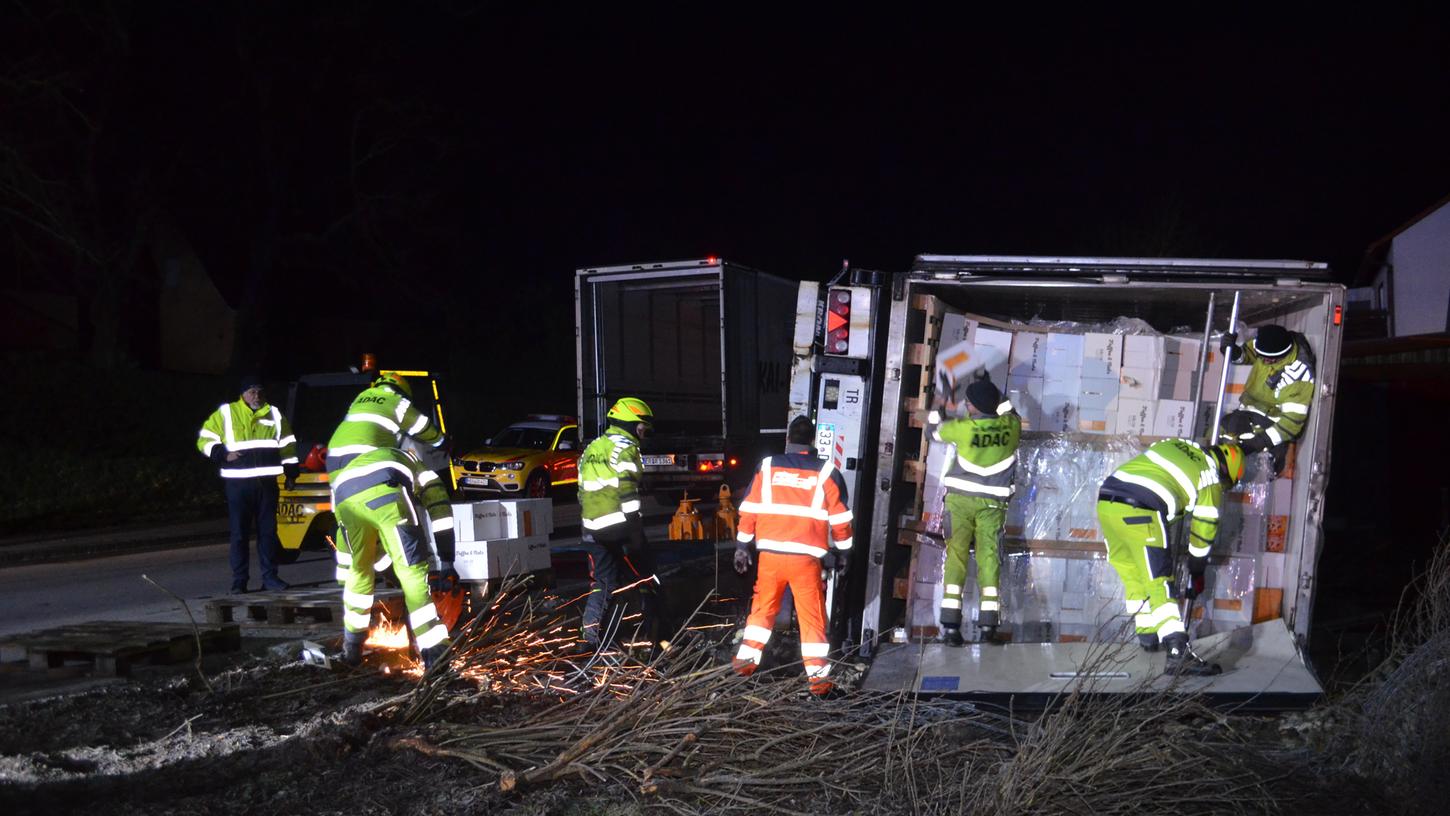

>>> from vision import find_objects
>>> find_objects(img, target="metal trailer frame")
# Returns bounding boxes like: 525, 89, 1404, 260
854, 256, 1345, 704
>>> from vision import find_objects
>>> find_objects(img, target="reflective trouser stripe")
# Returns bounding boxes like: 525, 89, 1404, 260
735, 644, 763, 663
415, 622, 449, 649
582, 511, 628, 530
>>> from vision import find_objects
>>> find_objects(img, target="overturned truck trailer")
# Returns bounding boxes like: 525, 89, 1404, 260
791, 256, 1345, 707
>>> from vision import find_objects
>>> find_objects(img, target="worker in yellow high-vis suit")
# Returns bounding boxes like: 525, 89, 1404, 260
331, 447, 456, 669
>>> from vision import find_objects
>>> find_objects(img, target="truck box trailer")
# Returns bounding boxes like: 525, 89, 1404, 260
791, 256, 1345, 706
576, 258, 798, 497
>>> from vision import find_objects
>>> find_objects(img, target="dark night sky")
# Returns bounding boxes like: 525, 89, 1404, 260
5, 3, 1450, 431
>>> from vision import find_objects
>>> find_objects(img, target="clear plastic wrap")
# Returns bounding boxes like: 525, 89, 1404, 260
1006, 434, 1147, 543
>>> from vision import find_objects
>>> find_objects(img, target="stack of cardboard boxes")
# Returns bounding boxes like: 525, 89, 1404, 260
905, 308, 1294, 643
447, 498, 555, 581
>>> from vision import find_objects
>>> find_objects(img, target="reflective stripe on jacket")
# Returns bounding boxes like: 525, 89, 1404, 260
325, 385, 444, 476
578, 427, 643, 530
1237, 340, 1314, 447
197, 399, 297, 479
1100, 438, 1224, 558
928, 408, 1020, 500
737, 452, 852, 558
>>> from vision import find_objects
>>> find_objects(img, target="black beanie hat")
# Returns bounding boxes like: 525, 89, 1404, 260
966, 379, 1002, 416
239, 374, 264, 392
1252, 325, 1292, 358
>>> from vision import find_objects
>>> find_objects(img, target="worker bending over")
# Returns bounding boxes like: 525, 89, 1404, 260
1097, 438, 1244, 675
332, 446, 456, 669
326, 372, 446, 582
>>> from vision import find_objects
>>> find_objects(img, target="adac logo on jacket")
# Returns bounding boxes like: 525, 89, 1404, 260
770, 471, 819, 490
356, 395, 387, 405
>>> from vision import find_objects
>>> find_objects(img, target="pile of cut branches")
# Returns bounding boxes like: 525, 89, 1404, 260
386, 584, 1327, 815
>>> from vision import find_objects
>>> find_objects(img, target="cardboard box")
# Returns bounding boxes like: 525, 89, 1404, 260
1082, 333, 1122, 379
940, 312, 972, 348
1122, 334, 1165, 370
1009, 331, 1048, 379
451, 501, 506, 541
1045, 333, 1086, 371
938, 324, 1011, 388
1078, 377, 1119, 433
498, 498, 555, 538
1160, 336, 1204, 401
1152, 399, 1195, 438
1042, 372, 1082, 433
1118, 366, 1160, 401
1116, 398, 1155, 436
1006, 374, 1044, 431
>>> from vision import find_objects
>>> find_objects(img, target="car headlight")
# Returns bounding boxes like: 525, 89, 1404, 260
498, 461, 526, 471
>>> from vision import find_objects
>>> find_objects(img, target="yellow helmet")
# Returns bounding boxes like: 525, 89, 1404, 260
607, 396, 653, 426
1212, 440, 1245, 486
373, 371, 413, 399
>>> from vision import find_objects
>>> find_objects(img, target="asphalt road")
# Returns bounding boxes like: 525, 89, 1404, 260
0, 500, 709, 640
0, 544, 339, 640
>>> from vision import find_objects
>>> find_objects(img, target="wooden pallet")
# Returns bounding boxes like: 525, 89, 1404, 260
203, 586, 405, 625
0, 621, 241, 677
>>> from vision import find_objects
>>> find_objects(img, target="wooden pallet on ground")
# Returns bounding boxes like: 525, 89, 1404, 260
203, 586, 406, 626
0, 621, 241, 677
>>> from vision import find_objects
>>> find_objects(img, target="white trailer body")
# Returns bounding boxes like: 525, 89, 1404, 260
791, 257, 1345, 706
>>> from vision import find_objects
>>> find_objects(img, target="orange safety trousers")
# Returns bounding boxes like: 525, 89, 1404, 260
733, 551, 832, 694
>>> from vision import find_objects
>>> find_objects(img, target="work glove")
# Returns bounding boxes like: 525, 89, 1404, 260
1239, 432, 1270, 454
433, 529, 456, 564
1218, 331, 1238, 354
428, 562, 460, 594
210, 446, 228, 465
733, 547, 752, 575
283, 463, 299, 491
822, 550, 849, 574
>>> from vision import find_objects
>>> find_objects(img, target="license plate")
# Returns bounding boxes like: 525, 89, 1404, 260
814, 423, 836, 460
461, 477, 488, 486
642, 455, 675, 467
278, 501, 308, 524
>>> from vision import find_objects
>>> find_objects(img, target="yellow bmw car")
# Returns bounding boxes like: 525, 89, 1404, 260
451, 415, 580, 497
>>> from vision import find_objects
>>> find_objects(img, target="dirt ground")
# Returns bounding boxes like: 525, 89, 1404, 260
0, 555, 1430, 816
0, 646, 653, 816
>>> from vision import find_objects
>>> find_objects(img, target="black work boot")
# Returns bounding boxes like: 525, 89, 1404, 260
420, 643, 451, 671
340, 631, 366, 667
1163, 633, 1221, 676
942, 625, 965, 647
1138, 633, 1161, 652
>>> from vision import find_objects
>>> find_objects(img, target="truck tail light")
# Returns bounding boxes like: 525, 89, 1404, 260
825, 288, 851, 354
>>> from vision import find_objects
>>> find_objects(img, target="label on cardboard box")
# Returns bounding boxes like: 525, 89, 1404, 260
1116, 398, 1155, 436
451, 501, 505, 541
1042, 373, 1082, 433
1009, 331, 1047, 378
1152, 399, 1194, 438
1082, 333, 1121, 378
1005, 374, 1044, 431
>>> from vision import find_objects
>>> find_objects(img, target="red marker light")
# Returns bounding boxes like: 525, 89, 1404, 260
706, 255, 720, 265
1333, 304, 1343, 326
825, 288, 851, 354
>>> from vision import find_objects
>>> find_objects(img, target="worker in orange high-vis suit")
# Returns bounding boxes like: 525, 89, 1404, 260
732, 417, 853, 696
